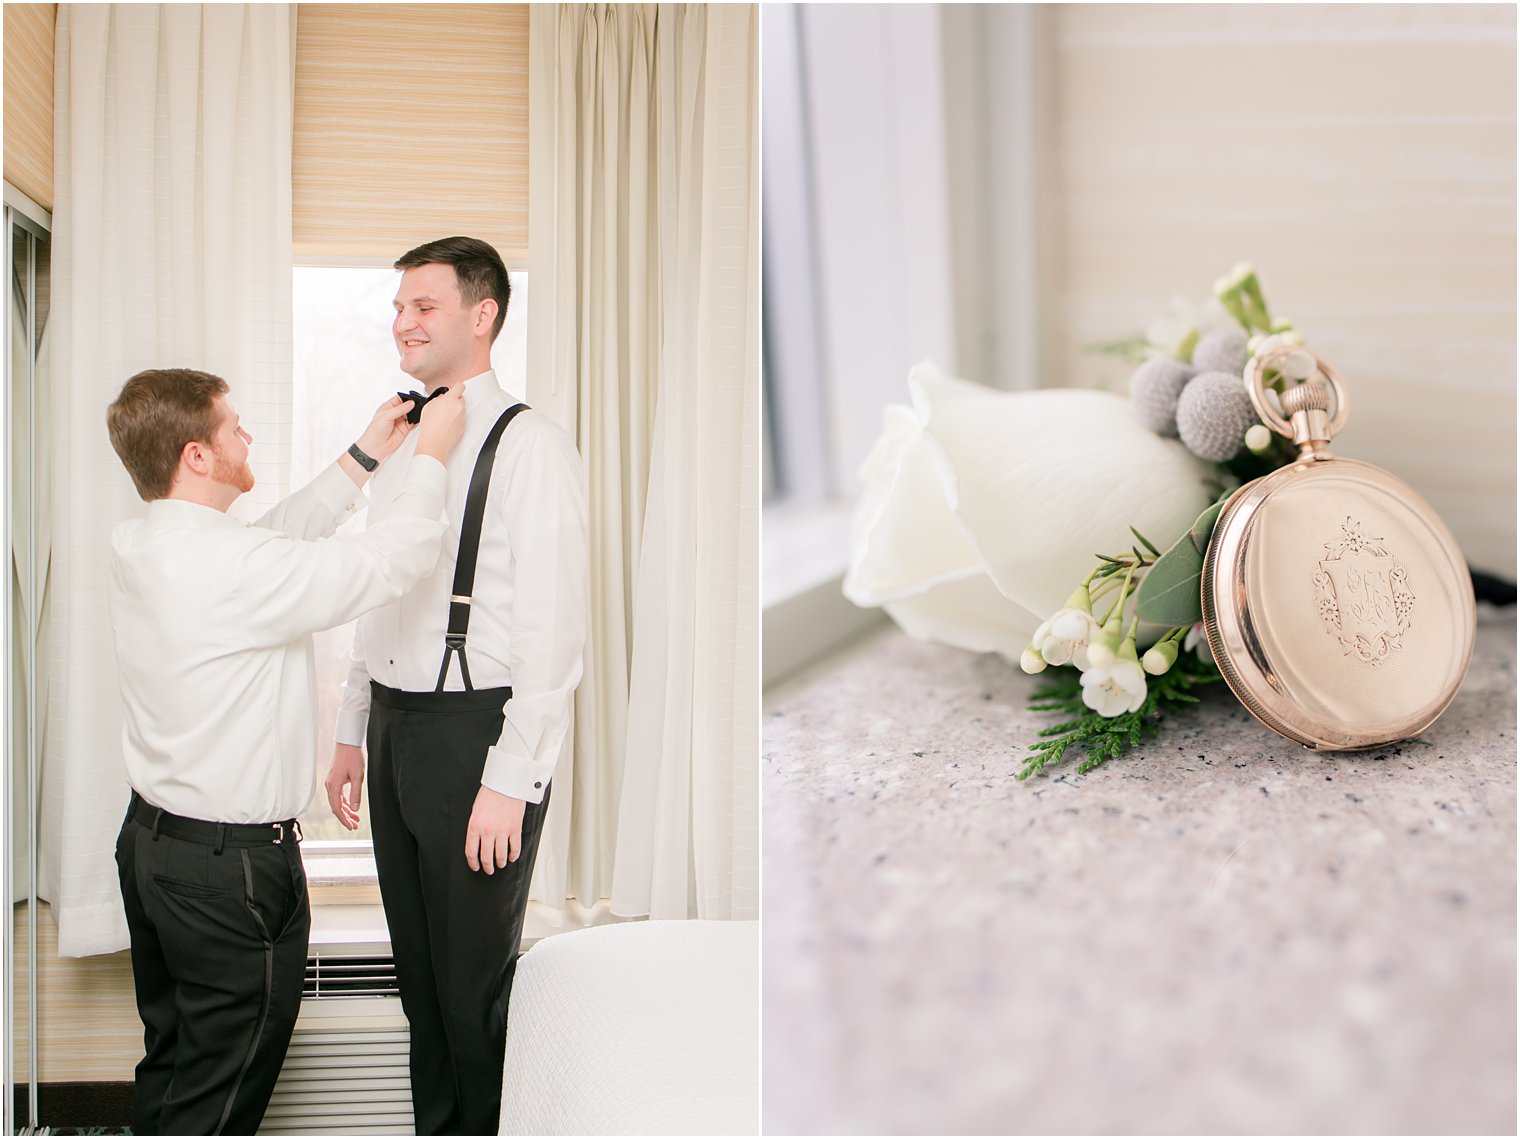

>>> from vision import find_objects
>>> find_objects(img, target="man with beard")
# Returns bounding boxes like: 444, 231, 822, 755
106, 366, 465, 1134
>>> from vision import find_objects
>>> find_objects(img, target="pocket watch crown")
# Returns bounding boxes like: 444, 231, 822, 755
1279, 375, 1337, 458
1280, 376, 1332, 417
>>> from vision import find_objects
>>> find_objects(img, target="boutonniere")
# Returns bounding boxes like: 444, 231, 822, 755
847, 265, 1471, 777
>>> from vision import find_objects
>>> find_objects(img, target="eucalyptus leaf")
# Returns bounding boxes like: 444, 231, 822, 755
1188, 500, 1227, 556
1134, 531, 1205, 626
1135, 496, 1230, 626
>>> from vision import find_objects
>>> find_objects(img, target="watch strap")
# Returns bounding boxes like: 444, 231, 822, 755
347, 442, 379, 472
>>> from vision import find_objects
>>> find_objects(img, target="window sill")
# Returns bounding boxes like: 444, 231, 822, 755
763, 499, 887, 688
302, 840, 381, 906
307, 894, 635, 954
302, 840, 379, 898
299, 841, 638, 949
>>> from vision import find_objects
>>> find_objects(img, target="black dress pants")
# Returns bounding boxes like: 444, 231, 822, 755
367, 682, 550, 1136
115, 801, 309, 1135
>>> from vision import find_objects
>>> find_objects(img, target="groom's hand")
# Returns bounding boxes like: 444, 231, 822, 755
324, 744, 366, 831
464, 786, 526, 874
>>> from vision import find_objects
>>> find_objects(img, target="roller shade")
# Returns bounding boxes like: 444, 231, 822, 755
3, 3, 56, 210
293, 3, 528, 263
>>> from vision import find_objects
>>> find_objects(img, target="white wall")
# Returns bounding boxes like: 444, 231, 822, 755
1041, 3, 1516, 576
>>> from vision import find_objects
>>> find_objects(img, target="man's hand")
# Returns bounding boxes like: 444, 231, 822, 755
464, 786, 527, 874
325, 744, 366, 831
354, 395, 416, 463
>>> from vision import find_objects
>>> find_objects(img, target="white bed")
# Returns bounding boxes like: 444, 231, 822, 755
498, 918, 759, 1136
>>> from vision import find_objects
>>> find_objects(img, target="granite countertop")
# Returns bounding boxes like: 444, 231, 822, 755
762, 608, 1516, 1135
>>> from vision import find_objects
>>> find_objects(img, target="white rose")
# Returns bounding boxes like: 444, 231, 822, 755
842, 363, 1218, 660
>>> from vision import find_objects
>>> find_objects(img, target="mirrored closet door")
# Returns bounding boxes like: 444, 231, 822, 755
6, 183, 50, 1136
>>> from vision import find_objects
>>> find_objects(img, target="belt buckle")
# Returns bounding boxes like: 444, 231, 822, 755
272, 820, 303, 845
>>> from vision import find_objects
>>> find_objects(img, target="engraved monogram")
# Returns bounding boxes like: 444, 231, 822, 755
1313, 518, 1414, 666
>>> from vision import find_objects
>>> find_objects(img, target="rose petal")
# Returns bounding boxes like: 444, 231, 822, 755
845, 362, 1219, 659
882, 573, 1044, 661
906, 365, 1217, 621
843, 404, 986, 605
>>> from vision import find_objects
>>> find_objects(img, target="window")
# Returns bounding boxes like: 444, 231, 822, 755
290, 265, 528, 845
760, 5, 1040, 685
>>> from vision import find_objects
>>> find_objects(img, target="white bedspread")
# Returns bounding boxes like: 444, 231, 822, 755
499, 919, 759, 1136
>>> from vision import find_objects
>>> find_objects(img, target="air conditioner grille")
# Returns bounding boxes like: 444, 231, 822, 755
259, 991, 412, 1135
304, 953, 401, 999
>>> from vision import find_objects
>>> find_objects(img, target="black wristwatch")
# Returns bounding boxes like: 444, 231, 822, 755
347, 442, 378, 472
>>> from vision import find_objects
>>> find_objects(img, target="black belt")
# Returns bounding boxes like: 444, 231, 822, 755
129, 792, 301, 848
371, 680, 512, 713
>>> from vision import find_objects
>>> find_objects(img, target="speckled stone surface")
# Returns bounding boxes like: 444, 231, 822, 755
762, 609, 1516, 1136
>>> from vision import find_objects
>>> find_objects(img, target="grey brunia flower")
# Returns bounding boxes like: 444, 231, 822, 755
1128, 355, 1195, 437
1176, 371, 1257, 462
1191, 326, 1249, 377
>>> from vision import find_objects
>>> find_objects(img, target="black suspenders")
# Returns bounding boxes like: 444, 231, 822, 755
435, 402, 530, 693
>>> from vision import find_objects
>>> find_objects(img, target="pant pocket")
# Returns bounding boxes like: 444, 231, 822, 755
276, 851, 310, 942
152, 875, 229, 901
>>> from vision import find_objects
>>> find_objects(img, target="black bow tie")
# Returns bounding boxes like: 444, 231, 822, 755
397, 387, 450, 425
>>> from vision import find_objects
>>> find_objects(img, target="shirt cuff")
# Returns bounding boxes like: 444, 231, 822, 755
315, 460, 367, 518
334, 708, 368, 748
482, 746, 552, 804
402, 454, 448, 501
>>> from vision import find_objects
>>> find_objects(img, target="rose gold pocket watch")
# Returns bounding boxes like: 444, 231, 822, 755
1201, 343, 1476, 750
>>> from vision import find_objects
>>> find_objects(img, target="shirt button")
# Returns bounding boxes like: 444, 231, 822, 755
389, 660, 395, 665
534, 782, 542, 789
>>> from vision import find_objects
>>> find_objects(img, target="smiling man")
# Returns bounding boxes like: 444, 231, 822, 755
324, 236, 589, 1134
106, 367, 466, 1134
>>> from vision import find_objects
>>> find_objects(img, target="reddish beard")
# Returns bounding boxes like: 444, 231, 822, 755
212, 447, 255, 494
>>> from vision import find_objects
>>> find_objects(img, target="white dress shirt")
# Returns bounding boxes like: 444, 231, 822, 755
109, 457, 449, 824
335, 370, 589, 804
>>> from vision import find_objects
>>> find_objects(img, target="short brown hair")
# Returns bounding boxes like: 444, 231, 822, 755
395, 236, 511, 342
107, 368, 230, 501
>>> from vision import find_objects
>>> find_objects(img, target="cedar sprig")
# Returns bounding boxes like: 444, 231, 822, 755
1017, 649, 1220, 780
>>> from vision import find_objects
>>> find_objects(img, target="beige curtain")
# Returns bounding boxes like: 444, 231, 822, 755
44, 3, 295, 955
527, 4, 758, 920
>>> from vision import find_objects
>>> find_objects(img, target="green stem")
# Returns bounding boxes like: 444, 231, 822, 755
1101, 565, 1136, 625
1090, 576, 1123, 605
